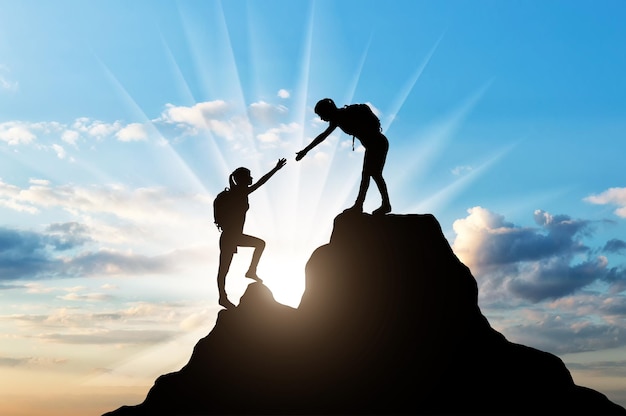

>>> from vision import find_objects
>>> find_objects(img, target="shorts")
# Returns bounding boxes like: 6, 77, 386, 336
362, 133, 389, 176
219, 232, 265, 255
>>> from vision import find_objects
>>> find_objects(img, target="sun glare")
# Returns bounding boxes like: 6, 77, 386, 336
264, 256, 307, 308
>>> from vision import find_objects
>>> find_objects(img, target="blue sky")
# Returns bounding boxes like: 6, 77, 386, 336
1, 1, 626, 414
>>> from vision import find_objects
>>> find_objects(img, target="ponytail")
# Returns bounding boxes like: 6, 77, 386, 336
229, 167, 249, 189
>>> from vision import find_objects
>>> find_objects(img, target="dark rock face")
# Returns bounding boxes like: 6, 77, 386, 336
104, 212, 626, 415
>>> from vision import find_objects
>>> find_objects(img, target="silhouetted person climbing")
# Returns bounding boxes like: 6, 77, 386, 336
213, 158, 287, 309
296, 98, 391, 215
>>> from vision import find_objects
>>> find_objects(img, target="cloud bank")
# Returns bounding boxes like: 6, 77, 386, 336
452, 206, 626, 354
585, 187, 626, 218
452, 206, 626, 303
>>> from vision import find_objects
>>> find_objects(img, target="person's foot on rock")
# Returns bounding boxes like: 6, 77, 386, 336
245, 271, 263, 283
343, 204, 364, 214
372, 202, 391, 216
218, 295, 236, 309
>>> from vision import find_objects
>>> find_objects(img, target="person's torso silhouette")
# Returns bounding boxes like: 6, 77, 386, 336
334, 103, 383, 149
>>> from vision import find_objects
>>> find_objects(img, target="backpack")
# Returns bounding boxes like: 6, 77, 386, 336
344, 104, 382, 150
213, 188, 235, 232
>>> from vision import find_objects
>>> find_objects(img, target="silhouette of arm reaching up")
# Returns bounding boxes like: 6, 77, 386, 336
295, 123, 337, 161
248, 158, 287, 194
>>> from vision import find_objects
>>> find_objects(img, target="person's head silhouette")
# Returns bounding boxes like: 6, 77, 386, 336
314, 98, 337, 122
229, 167, 252, 188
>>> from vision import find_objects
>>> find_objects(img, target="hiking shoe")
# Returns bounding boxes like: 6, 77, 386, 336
344, 204, 364, 214
372, 203, 391, 216
218, 296, 236, 309
245, 271, 263, 283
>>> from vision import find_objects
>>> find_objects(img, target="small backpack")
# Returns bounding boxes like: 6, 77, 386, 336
344, 104, 382, 150
213, 188, 234, 232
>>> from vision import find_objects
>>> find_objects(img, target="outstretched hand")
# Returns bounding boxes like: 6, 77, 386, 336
295, 150, 307, 161
276, 158, 287, 169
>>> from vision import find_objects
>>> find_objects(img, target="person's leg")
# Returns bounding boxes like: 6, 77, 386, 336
372, 174, 391, 215
217, 249, 236, 308
371, 139, 391, 215
348, 149, 372, 212
238, 234, 266, 282
350, 170, 370, 212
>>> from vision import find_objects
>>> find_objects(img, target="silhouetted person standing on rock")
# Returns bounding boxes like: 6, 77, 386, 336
213, 158, 286, 309
296, 98, 391, 215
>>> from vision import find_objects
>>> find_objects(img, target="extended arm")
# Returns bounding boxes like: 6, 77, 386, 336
295, 123, 337, 161
248, 158, 287, 194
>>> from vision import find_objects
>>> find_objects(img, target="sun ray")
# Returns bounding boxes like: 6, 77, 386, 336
175, 1, 260, 177
157, 31, 197, 106
408, 143, 517, 214
0, 146, 69, 187
211, 1, 259, 158
156, 30, 233, 191
95, 56, 209, 195
388, 80, 494, 202
343, 32, 374, 105
288, 1, 316, 240
383, 32, 445, 133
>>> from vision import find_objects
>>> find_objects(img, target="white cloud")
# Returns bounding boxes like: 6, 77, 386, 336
206, 115, 252, 141
339, 138, 353, 150
0, 201, 38, 214
101, 283, 118, 290
277, 89, 290, 99
39, 329, 177, 345
62, 285, 88, 293
452, 206, 510, 267
0, 178, 217, 256
159, 101, 253, 142
179, 309, 214, 331
0, 76, 18, 92
500, 306, 626, 354
159, 100, 228, 129
256, 122, 300, 144
3, 301, 206, 347
0, 179, 201, 224
0, 117, 156, 148
52, 144, 66, 159
57, 292, 113, 302
0, 123, 36, 145
89, 122, 120, 138
249, 101, 288, 124
451, 165, 473, 176
0, 356, 66, 368
24, 283, 56, 294
451, 206, 621, 303
29, 178, 50, 186
585, 187, 626, 218
0, 65, 18, 92
71, 117, 122, 139
61, 130, 80, 145
116, 123, 148, 142
313, 151, 330, 163
0, 179, 40, 213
